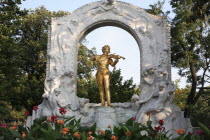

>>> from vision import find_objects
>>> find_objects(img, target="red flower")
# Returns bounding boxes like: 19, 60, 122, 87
146, 112, 151, 116
188, 132, 193, 135
151, 132, 157, 137
24, 111, 30, 116
131, 117, 136, 121
33, 106, 39, 111
59, 107, 67, 115
159, 120, 164, 126
51, 116, 58, 122
154, 126, 162, 131
0, 123, 7, 128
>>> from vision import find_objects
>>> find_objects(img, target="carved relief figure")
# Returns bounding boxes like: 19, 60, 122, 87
139, 66, 157, 103
90, 45, 125, 106
136, 81, 175, 124
136, 65, 175, 125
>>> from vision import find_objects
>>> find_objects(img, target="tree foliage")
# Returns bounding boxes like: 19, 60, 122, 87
77, 44, 99, 102
170, 0, 210, 117
174, 86, 190, 110
174, 83, 210, 126
0, 2, 69, 114
190, 89, 210, 126
0, 0, 27, 117
110, 69, 140, 102
145, 0, 169, 16
77, 44, 97, 79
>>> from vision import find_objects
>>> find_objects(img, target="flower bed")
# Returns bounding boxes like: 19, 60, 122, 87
0, 107, 210, 140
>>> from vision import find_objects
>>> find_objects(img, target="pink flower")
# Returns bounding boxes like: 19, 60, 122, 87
195, 129, 203, 135
0, 123, 8, 128
159, 120, 164, 126
51, 116, 58, 122
59, 107, 67, 115
33, 106, 39, 111
24, 110, 30, 116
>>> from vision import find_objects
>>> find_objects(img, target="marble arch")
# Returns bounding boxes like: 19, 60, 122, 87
31, 0, 192, 137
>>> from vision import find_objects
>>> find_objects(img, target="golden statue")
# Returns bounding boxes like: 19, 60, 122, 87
90, 45, 125, 106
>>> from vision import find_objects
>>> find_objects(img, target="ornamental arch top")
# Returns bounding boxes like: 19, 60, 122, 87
33, 1, 192, 135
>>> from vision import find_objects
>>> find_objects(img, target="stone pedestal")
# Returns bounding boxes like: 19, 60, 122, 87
94, 107, 116, 131
26, 116, 32, 128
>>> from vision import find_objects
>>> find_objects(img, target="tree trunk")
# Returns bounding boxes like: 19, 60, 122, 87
184, 62, 197, 118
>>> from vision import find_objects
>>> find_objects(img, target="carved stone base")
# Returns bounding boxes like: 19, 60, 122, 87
94, 107, 116, 131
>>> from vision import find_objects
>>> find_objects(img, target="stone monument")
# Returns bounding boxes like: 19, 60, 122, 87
29, 0, 192, 137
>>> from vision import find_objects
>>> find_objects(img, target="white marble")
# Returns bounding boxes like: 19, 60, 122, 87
95, 107, 116, 131
26, 116, 32, 128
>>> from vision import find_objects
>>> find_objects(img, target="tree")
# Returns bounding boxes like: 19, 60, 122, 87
145, 0, 169, 16
170, 0, 210, 117
0, 0, 28, 115
0, 4, 69, 113
14, 7, 69, 113
190, 87, 210, 126
110, 68, 140, 102
77, 44, 98, 102
173, 85, 191, 110
173, 81, 210, 126
77, 44, 97, 79
77, 73, 99, 103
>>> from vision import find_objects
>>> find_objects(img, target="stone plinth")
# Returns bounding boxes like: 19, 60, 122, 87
94, 107, 116, 131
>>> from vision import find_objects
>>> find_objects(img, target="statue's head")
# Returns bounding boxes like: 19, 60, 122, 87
102, 45, 110, 54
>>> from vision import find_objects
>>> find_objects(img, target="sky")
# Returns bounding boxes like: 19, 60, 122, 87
19, 0, 188, 88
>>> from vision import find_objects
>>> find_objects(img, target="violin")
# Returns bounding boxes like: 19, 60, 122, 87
108, 54, 125, 60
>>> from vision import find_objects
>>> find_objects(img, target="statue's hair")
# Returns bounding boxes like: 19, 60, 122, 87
102, 45, 110, 50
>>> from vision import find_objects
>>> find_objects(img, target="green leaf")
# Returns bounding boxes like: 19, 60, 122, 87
125, 118, 133, 126
198, 122, 210, 139
7, 128, 22, 139
64, 116, 75, 125
33, 116, 47, 125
